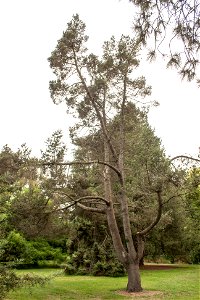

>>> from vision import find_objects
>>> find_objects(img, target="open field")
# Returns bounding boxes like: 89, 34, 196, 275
6, 265, 200, 300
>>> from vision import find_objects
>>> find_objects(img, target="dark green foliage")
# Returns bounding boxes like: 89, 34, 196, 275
0, 144, 39, 237
41, 130, 68, 189
184, 168, 200, 263
8, 188, 52, 238
0, 231, 26, 262
189, 244, 200, 264
71, 102, 175, 240
92, 260, 125, 277
64, 217, 125, 277
0, 133, 70, 241
142, 168, 200, 265
8, 186, 68, 239
0, 231, 66, 267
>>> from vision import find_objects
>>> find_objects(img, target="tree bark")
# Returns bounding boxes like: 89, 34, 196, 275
139, 256, 144, 267
126, 262, 143, 292
103, 139, 127, 264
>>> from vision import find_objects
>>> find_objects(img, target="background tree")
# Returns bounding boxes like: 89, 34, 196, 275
0, 144, 37, 237
0, 138, 69, 269
129, 0, 200, 81
69, 102, 185, 266
184, 167, 200, 263
2, 132, 69, 240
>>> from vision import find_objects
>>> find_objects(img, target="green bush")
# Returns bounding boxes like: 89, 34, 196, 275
0, 231, 66, 267
24, 240, 66, 265
0, 231, 27, 262
64, 242, 125, 277
92, 260, 125, 277
0, 265, 48, 300
0, 266, 19, 299
189, 243, 200, 264
63, 218, 126, 277
64, 262, 76, 275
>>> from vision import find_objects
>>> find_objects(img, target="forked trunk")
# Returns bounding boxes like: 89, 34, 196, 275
126, 262, 143, 292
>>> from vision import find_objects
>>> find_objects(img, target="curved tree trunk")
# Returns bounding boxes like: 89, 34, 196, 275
126, 262, 142, 292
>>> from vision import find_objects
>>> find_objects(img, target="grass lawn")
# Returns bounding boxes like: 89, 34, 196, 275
6, 264, 200, 300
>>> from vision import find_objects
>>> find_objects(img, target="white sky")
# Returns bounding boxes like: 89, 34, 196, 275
0, 0, 199, 158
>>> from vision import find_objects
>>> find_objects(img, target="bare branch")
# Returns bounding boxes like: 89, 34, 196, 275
75, 195, 110, 205
53, 191, 110, 212
137, 191, 163, 236
77, 202, 106, 214
163, 192, 185, 205
170, 155, 200, 163
41, 160, 122, 180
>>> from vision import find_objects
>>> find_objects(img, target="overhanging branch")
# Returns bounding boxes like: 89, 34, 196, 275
53, 192, 110, 213
137, 190, 163, 236
77, 202, 106, 214
170, 155, 200, 164
163, 193, 185, 205
41, 160, 122, 179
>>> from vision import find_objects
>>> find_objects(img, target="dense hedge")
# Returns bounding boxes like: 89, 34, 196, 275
0, 231, 66, 267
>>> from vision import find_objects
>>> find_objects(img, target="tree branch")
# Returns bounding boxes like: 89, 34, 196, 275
75, 195, 110, 205
41, 160, 122, 180
72, 46, 118, 163
77, 202, 106, 214
137, 190, 163, 236
53, 192, 110, 212
163, 192, 185, 205
170, 155, 200, 163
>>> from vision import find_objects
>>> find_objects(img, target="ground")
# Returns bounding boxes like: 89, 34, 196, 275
117, 290, 164, 298
117, 264, 180, 298
140, 264, 180, 271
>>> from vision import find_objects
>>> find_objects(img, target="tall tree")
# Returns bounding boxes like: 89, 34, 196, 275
129, 0, 200, 81
0, 134, 69, 240
11, 131, 69, 239
48, 14, 179, 292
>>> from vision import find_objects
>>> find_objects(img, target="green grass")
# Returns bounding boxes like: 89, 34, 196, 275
6, 265, 200, 300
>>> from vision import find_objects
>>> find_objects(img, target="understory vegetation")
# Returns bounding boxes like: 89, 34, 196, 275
5, 265, 200, 300
0, 121, 199, 297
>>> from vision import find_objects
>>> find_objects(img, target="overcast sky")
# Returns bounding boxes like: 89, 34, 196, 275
0, 0, 199, 158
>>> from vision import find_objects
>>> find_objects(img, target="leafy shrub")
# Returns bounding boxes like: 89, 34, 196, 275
0, 231, 66, 267
0, 265, 48, 300
189, 243, 200, 264
64, 241, 125, 277
63, 217, 126, 277
92, 260, 125, 277
0, 231, 26, 262
64, 262, 76, 275
0, 266, 19, 299
24, 239, 66, 265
